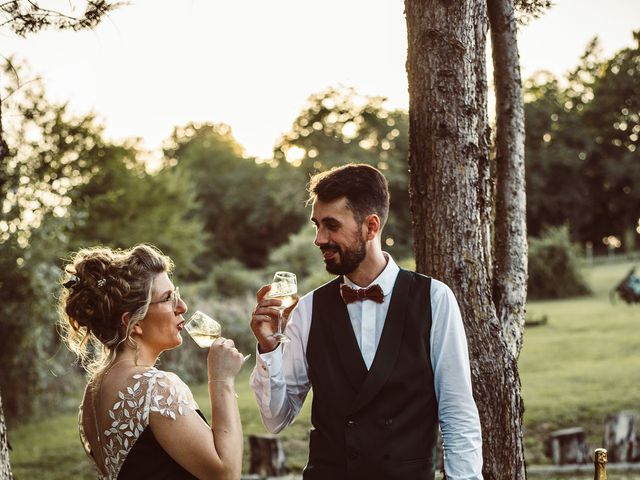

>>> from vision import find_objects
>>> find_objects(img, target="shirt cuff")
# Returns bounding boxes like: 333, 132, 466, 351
255, 342, 283, 379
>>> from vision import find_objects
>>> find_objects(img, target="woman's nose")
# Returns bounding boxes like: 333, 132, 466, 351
177, 298, 188, 315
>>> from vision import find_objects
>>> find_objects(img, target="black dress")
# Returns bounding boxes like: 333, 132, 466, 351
116, 410, 207, 479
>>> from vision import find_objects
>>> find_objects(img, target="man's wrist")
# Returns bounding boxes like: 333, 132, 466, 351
258, 339, 278, 354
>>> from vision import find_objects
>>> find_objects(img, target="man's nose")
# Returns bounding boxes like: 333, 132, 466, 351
314, 229, 326, 246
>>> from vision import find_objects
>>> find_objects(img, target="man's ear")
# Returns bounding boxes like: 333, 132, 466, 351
121, 312, 143, 336
365, 214, 381, 240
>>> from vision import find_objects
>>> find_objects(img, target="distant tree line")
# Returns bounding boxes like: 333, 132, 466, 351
525, 34, 640, 252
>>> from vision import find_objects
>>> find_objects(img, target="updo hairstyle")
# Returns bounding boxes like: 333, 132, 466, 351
58, 244, 173, 378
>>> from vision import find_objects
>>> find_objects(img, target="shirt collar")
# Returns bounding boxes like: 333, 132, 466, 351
342, 252, 399, 297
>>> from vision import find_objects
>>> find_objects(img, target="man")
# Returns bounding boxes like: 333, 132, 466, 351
250, 163, 483, 480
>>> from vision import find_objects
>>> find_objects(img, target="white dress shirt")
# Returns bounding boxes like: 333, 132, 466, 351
250, 254, 483, 480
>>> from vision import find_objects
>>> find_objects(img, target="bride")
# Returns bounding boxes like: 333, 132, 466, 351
59, 244, 244, 479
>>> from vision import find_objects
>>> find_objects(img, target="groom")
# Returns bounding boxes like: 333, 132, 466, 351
250, 163, 483, 480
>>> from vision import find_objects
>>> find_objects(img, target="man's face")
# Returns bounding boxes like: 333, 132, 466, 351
311, 197, 367, 275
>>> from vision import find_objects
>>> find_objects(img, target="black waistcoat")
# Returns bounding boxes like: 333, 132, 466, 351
305, 270, 438, 480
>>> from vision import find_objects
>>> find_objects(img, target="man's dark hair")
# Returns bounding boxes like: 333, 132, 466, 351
308, 163, 390, 226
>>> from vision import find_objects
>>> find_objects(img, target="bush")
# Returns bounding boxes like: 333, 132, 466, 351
267, 224, 332, 295
528, 226, 591, 300
207, 259, 264, 298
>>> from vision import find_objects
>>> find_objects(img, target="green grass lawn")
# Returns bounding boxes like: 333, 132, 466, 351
521, 259, 640, 465
8, 259, 640, 478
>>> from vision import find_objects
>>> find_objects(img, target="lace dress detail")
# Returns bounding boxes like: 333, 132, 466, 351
80, 368, 199, 480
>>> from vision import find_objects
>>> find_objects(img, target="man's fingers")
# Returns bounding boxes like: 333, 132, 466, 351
256, 284, 271, 301
253, 304, 282, 318
252, 313, 276, 325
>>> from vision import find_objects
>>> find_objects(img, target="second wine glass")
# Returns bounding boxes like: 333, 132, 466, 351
184, 310, 221, 348
184, 310, 251, 362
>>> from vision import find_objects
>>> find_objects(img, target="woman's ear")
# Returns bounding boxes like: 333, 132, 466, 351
121, 312, 143, 336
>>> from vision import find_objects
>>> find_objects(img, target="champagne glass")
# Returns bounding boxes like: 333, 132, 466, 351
265, 271, 297, 343
184, 310, 222, 348
185, 310, 251, 361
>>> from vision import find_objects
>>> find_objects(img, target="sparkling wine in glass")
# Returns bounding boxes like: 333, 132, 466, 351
266, 271, 297, 344
184, 310, 222, 348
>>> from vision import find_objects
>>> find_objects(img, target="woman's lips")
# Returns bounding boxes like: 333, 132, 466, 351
177, 320, 185, 331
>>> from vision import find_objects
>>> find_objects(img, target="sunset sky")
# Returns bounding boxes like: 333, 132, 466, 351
4, 0, 639, 159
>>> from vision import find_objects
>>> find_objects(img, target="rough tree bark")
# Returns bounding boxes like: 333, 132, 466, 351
0, 392, 13, 480
488, 0, 527, 358
405, 0, 527, 478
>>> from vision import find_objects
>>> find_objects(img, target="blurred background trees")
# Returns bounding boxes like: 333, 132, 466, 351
0, 32, 639, 428
273, 87, 413, 258
525, 34, 640, 253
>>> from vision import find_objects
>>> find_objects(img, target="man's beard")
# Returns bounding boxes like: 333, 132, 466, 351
320, 234, 367, 275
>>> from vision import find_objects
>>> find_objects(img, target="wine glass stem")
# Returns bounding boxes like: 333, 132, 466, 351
277, 312, 284, 336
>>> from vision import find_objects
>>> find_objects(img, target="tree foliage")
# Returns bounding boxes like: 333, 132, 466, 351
0, 60, 206, 420
513, 0, 552, 24
165, 122, 307, 270
0, 1, 122, 178
525, 34, 640, 251
274, 87, 413, 258
1, 0, 120, 36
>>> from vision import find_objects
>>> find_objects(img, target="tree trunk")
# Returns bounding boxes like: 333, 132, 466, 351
548, 427, 590, 465
404, 0, 526, 478
0, 82, 9, 195
248, 434, 288, 476
604, 411, 640, 462
0, 391, 13, 480
488, 0, 528, 358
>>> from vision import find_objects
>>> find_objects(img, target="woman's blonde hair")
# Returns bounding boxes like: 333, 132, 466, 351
58, 244, 173, 379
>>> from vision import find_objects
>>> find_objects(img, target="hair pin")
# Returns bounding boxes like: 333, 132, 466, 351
97, 278, 107, 288
63, 275, 80, 289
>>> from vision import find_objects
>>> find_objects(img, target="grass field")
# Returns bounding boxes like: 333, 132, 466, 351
8, 259, 640, 478
521, 259, 640, 464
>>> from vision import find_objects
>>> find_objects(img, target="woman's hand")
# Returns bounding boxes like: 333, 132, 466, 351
207, 337, 244, 382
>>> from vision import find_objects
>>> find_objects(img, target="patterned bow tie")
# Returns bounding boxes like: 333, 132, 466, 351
340, 284, 385, 304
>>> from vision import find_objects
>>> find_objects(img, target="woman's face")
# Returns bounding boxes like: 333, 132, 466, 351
138, 272, 188, 353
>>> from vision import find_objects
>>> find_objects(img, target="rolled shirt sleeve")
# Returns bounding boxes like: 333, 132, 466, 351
250, 293, 312, 433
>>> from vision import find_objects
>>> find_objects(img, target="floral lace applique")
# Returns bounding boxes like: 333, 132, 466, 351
80, 367, 198, 480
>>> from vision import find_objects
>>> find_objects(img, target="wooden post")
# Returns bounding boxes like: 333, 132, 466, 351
248, 434, 287, 476
549, 427, 590, 465
594, 448, 607, 480
604, 411, 640, 462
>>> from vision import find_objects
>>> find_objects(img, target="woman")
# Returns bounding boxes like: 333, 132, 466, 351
59, 244, 244, 480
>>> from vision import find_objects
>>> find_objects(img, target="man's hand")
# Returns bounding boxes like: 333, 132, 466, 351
250, 285, 299, 353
